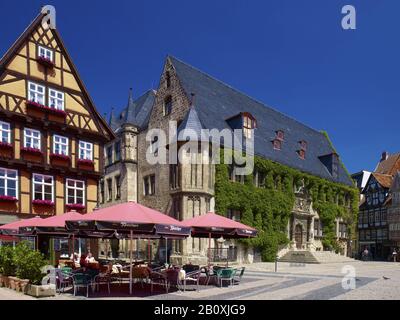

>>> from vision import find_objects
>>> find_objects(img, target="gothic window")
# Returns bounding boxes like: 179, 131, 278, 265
144, 175, 155, 196
163, 96, 172, 116
169, 164, 180, 190
191, 163, 198, 187
106, 146, 113, 165
115, 175, 121, 200
150, 136, 158, 156
107, 178, 112, 202
166, 71, 171, 88
114, 141, 121, 162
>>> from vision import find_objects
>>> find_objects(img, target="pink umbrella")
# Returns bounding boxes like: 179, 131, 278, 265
182, 212, 257, 266
0, 216, 43, 236
65, 202, 191, 295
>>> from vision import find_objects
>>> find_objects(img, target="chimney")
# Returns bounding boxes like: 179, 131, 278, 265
381, 151, 389, 162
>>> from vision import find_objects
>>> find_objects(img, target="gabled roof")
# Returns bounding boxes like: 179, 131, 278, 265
168, 56, 353, 186
0, 13, 115, 140
371, 173, 393, 189
375, 153, 400, 176
109, 89, 156, 131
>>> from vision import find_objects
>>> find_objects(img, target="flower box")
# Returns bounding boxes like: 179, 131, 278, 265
50, 153, 71, 162
66, 203, 86, 210
0, 195, 17, 202
21, 147, 43, 156
26, 100, 67, 118
0, 142, 13, 150
32, 199, 54, 207
37, 56, 55, 68
77, 159, 94, 167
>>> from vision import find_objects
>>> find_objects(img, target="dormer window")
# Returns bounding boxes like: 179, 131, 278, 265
164, 96, 172, 116
298, 140, 307, 160
273, 139, 282, 150
298, 149, 306, 160
276, 130, 284, 141
299, 140, 307, 150
243, 113, 256, 139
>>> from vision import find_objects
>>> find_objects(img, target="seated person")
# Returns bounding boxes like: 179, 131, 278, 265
80, 254, 88, 268
85, 252, 97, 264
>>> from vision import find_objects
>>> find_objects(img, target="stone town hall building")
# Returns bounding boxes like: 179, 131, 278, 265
101, 56, 355, 264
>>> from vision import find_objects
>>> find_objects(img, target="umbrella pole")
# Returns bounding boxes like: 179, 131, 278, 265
72, 234, 75, 265
129, 230, 133, 295
208, 233, 211, 268
148, 240, 151, 264
165, 238, 168, 265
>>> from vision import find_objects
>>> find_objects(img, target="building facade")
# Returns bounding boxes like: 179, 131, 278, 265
353, 152, 400, 260
388, 172, 400, 248
0, 13, 114, 254
103, 56, 356, 264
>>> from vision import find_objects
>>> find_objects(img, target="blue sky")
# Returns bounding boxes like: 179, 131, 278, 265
0, 0, 398, 174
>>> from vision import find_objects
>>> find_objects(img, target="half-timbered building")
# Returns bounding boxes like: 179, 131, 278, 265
0, 13, 114, 252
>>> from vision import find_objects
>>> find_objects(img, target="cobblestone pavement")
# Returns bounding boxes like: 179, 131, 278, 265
0, 261, 399, 300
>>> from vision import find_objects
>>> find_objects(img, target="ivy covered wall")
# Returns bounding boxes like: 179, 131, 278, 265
214, 151, 359, 262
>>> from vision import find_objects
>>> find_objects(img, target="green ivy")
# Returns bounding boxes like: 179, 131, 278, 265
215, 150, 359, 262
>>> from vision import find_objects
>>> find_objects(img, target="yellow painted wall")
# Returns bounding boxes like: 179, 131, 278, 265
0, 79, 26, 99
65, 93, 89, 115
8, 55, 27, 74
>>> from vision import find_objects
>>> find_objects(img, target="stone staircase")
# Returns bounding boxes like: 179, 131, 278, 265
279, 250, 356, 264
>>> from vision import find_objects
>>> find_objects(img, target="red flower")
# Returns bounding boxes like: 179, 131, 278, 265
50, 153, 71, 161
37, 56, 55, 68
21, 147, 43, 155
0, 195, 17, 202
26, 101, 67, 117
77, 159, 94, 166
0, 142, 13, 150
32, 199, 54, 206
66, 203, 86, 210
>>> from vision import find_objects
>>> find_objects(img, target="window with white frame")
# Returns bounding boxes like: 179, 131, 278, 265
33, 174, 53, 201
79, 141, 93, 160
49, 89, 64, 110
53, 135, 69, 155
0, 122, 11, 143
28, 82, 45, 105
66, 179, 85, 205
24, 128, 41, 149
0, 168, 18, 198
38, 46, 53, 61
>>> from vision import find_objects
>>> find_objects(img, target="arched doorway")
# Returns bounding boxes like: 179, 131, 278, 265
295, 224, 303, 249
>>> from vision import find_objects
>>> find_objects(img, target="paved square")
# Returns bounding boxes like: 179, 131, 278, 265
0, 261, 399, 300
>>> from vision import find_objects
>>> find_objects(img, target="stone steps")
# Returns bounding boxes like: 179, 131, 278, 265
279, 250, 356, 264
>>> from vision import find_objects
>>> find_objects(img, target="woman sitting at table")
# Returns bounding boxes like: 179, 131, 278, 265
85, 252, 97, 264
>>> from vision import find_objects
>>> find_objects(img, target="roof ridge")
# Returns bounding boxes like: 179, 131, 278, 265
168, 55, 328, 138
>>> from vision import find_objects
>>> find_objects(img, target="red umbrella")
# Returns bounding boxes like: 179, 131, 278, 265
19, 211, 84, 235
0, 216, 43, 236
182, 212, 257, 266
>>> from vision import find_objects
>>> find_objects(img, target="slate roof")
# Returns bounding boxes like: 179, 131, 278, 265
176, 106, 209, 142
109, 89, 156, 131
169, 56, 353, 186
